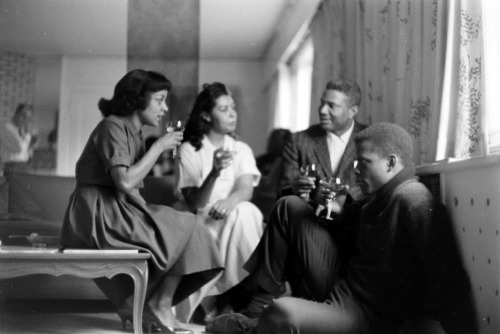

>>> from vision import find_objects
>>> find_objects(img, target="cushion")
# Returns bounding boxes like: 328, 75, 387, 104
140, 175, 177, 206
8, 172, 76, 221
0, 177, 8, 214
0, 217, 62, 246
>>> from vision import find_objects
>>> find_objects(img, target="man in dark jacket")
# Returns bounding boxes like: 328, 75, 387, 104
208, 122, 476, 334
280, 78, 367, 208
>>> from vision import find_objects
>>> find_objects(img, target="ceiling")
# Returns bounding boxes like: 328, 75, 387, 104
0, 0, 290, 59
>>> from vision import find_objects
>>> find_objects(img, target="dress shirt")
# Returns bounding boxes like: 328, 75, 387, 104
326, 121, 354, 175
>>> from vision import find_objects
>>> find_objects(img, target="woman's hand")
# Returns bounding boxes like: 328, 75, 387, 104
209, 199, 235, 220
156, 131, 183, 151
211, 148, 234, 175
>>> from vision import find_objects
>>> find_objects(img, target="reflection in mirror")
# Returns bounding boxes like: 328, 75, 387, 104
0, 51, 60, 175
0, 0, 126, 176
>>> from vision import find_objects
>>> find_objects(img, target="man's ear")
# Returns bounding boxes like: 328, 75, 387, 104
387, 155, 397, 170
349, 105, 359, 118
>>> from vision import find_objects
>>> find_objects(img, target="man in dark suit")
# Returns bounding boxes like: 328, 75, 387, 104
280, 79, 367, 210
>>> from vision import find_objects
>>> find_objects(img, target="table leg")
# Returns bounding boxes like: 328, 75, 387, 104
131, 265, 149, 334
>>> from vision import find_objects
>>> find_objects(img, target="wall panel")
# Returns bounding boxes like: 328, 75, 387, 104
442, 167, 500, 333
418, 158, 500, 334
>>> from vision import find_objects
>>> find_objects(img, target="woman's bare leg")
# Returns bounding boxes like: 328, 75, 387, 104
147, 274, 182, 328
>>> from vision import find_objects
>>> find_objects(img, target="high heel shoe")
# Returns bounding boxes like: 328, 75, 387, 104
117, 308, 162, 333
142, 308, 193, 334
117, 309, 133, 331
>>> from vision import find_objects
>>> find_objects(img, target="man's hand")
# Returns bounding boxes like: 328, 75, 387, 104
292, 175, 316, 199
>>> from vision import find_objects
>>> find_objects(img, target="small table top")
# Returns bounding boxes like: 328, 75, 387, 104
0, 246, 151, 260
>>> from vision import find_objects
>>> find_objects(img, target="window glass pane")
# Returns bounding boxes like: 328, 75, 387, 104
274, 34, 313, 132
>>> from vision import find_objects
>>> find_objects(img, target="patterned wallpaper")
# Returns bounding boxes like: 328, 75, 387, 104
0, 50, 35, 121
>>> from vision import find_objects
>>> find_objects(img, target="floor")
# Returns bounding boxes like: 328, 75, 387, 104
0, 300, 207, 334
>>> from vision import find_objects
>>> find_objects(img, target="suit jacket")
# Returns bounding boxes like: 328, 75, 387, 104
279, 121, 367, 198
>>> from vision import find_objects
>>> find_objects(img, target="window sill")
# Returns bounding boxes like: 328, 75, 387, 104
416, 154, 500, 175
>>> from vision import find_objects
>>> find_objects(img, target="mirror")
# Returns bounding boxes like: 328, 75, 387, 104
0, 0, 127, 175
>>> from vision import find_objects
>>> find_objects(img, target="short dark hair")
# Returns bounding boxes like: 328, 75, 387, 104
354, 122, 413, 166
15, 103, 33, 115
183, 82, 231, 151
325, 79, 362, 107
98, 69, 172, 117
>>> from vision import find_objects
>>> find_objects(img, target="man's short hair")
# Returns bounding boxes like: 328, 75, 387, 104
354, 122, 413, 166
325, 79, 362, 107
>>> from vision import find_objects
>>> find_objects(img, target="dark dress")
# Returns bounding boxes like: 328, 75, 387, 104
60, 115, 223, 305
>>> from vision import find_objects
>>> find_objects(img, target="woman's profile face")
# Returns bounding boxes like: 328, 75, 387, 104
138, 90, 168, 127
207, 94, 237, 135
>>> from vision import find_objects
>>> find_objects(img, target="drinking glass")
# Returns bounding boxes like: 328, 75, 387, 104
165, 120, 185, 159
299, 163, 317, 200
317, 177, 345, 220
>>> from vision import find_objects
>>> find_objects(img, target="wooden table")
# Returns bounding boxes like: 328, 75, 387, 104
0, 248, 150, 334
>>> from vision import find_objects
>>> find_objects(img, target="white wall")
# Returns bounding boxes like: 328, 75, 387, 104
199, 59, 268, 156
57, 56, 126, 176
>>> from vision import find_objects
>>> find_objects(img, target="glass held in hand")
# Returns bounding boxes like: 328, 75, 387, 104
316, 177, 345, 220
165, 120, 185, 159
299, 163, 317, 201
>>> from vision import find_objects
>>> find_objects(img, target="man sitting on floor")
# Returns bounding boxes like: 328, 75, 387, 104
207, 122, 476, 334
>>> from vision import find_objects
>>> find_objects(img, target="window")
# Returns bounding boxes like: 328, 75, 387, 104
483, 0, 500, 154
274, 34, 313, 132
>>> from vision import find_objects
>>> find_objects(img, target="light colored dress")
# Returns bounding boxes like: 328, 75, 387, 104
0, 121, 32, 175
175, 134, 264, 321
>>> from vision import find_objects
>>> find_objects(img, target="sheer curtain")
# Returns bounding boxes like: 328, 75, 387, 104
437, 0, 486, 159
309, 0, 485, 165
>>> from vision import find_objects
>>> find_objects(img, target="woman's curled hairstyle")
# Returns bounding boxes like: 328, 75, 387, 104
98, 69, 172, 117
183, 82, 231, 151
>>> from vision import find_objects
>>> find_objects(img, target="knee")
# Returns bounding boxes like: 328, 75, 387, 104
279, 195, 304, 208
235, 201, 262, 216
273, 195, 310, 218
257, 297, 298, 334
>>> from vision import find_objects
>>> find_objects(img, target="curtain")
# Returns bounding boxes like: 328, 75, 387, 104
437, 0, 486, 159
309, 0, 484, 165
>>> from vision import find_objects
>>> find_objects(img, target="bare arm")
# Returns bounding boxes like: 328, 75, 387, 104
0, 123, 23, 153
181, 148, 254, 219
110, 131, 182, 193
181, 148, 233, 211
181, 168, 220, 211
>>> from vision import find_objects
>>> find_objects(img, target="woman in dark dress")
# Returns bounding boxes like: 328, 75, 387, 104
60, 69, 223, 334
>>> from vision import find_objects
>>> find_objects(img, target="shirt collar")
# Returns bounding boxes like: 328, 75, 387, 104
120, 115, 142, 139
202, 134, 234, 150
328, 120, 355, 143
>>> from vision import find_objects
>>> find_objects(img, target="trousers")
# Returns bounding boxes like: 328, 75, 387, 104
244, 195, 372, 334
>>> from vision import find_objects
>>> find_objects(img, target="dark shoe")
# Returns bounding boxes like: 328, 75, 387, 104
117, 311, 132, 331
206, 313, 258, 334
204, 306, 219, 325
239, 290, 274, 319
117, 308, 162, 333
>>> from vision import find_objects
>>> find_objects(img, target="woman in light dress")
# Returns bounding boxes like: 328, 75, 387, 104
175, 82, 264, 322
